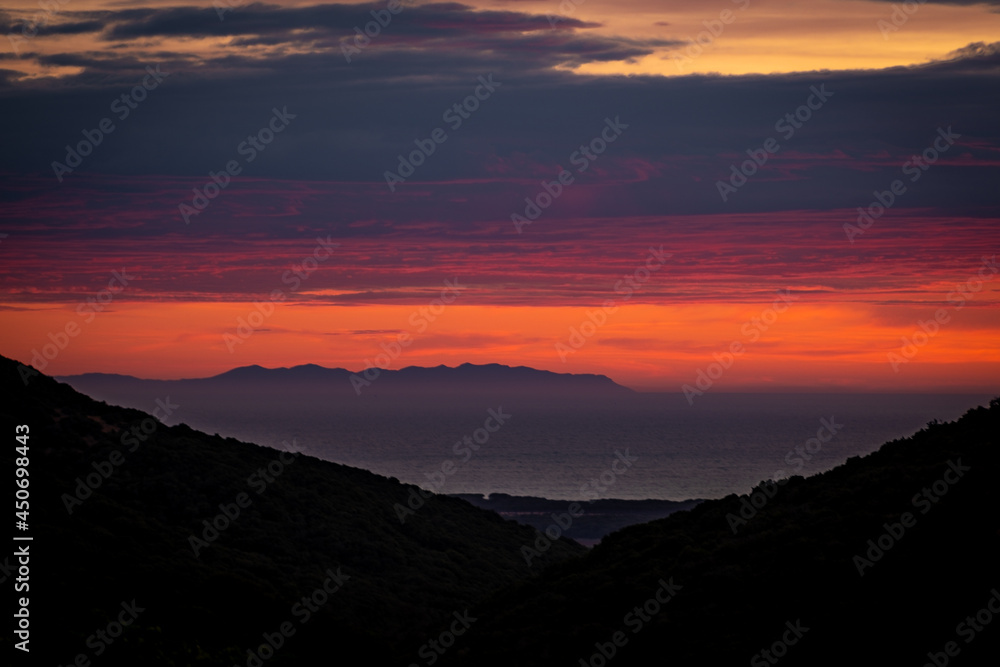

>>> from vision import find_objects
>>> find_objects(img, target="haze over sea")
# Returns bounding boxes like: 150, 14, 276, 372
144, 391, 991, 501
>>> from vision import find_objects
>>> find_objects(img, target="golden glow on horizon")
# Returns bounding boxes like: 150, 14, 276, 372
570, 1, 1000, 77
2, 300, 997, 391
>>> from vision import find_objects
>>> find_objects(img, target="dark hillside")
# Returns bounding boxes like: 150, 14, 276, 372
449, 399, 1000, 666
0, 356, 584, 666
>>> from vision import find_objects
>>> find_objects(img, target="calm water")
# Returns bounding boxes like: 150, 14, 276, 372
137, 392, 992, 501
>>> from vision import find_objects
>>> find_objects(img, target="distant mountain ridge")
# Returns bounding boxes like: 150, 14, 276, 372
66, 361, 633, 392
59, 362, 635, 406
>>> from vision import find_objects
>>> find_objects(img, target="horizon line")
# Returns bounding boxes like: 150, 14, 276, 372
41, 359, 998, 396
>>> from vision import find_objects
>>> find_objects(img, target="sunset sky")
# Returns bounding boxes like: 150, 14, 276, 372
1, 0, 998, 391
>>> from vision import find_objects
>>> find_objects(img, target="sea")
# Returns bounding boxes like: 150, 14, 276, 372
143, 391, 993, 501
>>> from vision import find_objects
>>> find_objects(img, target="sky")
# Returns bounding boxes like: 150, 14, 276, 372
0, 0, 998, 392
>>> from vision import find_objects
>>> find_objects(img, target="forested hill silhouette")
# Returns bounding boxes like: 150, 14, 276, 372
0, 355, 584, 664
446, 398, 1000, 666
